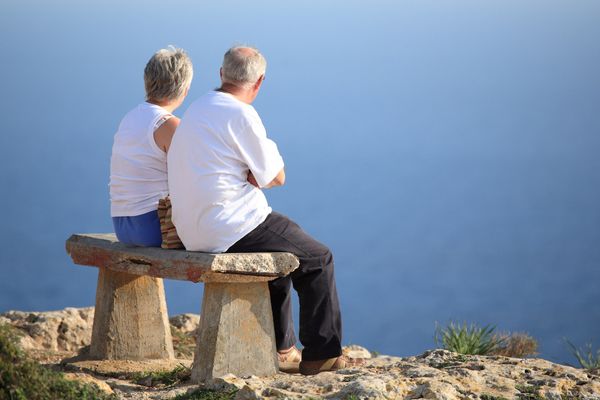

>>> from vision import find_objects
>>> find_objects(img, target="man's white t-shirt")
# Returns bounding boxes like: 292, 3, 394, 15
167, 91, 284, 252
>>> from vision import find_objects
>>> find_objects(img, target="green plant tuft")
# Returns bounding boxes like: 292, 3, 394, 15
0, 323, 115, 400
480, 394, 510, 400
434, 321, 505, 355
171, 327, 196, 359
515, 384, 544, 400
132, 364, 191, 387
564, 339, 600, 370
560, 392, 584, 400
171, 388, 237, 400
430, 353, 470, 369
369, 349, 380, 358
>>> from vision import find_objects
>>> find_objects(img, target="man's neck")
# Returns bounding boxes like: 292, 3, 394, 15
218, 83, 254, 104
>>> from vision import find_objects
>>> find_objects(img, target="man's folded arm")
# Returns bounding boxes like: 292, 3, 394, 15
247, 166, 285, 189
263, 168, 285, 188
234, 111, 285, 188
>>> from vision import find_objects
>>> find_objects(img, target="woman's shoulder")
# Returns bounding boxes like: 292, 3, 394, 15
153, 115, 180, 153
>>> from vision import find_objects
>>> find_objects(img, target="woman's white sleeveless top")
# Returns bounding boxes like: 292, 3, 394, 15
110, 102, 171, 217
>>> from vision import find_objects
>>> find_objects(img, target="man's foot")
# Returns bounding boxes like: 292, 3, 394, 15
278, 346, 301, 373
299, 355, 365, 376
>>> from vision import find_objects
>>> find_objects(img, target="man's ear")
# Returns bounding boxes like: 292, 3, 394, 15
220, 68, 223, 80
254, 75, 265, 90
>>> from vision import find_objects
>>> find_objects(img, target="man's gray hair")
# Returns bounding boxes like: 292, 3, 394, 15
221, 46, 267, 88
144, 47, 193, 102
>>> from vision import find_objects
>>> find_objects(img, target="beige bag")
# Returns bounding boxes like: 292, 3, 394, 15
157, 196, 184, 249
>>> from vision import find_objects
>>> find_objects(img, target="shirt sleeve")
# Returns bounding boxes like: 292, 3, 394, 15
233, 109, 284, 188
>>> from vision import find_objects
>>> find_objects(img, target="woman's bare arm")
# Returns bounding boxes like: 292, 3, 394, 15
153, 116, 180, 153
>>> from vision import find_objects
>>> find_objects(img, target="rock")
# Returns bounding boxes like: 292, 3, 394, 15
343, 344, 372, 359
169, 313, 200, 335
0, 307, 94, 353
417, 380, 462, 400
544, 389, 565, 400
205, 374, 269, 400
4, 307, 600, 400
208, 373, 248, 391
333, 376, 394, 399
205, 348, 600, 399
0, 307, 201, 359
234, 384, 267, 400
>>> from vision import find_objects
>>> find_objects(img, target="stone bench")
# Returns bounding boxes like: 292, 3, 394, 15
65, 233, 299, 382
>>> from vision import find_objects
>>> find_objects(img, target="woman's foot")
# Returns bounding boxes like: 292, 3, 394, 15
299, 355, 365, 376
278, 346, 302, 373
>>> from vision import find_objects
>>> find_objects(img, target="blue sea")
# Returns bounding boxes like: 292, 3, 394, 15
1, 0, 599, 365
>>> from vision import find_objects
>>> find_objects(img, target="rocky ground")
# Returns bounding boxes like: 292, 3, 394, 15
1, 307, 599, 399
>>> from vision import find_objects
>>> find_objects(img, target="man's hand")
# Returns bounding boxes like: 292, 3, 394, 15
247, 171, 259, 188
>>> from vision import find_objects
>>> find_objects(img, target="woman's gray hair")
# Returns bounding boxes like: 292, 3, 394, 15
144, 47, 193, 102
221, 46, 267, 88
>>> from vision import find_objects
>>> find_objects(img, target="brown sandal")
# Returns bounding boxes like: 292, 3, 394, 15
299, 355, 365, 376
278, 346, 302, 373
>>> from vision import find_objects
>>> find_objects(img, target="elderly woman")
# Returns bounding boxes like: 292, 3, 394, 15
109, 47, 193, 246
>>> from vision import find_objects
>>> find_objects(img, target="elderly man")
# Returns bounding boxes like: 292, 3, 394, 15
168, 46, 352, 375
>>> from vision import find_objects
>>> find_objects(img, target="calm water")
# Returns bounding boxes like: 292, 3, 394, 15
1, 0, 599, 365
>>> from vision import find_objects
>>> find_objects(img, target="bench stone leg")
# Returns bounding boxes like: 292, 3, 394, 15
192, 282, 278, 382
90, 267, 174, 360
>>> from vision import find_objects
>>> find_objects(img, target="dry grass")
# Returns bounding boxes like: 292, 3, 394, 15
490, 332, 539, 358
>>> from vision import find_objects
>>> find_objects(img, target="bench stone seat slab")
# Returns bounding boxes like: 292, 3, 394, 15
66, 233, 299, 283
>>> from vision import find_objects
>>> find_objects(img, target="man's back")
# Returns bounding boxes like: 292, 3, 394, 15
168, 90, 283, 252
167, 46, 347, 374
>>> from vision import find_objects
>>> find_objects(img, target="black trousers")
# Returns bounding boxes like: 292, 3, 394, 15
227, 211, 342, 361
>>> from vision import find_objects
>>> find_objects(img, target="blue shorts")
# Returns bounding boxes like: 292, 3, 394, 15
112, 209, 162, 247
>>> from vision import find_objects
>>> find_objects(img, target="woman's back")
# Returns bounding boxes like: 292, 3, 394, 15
110, 102, 171, 218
